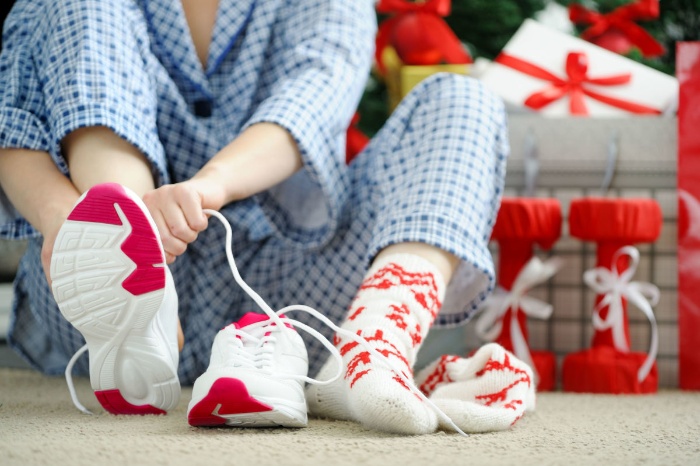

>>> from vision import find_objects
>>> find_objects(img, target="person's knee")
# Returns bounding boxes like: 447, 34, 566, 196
412, 72, 506, 117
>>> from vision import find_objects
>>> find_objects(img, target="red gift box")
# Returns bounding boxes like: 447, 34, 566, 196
677, 41, 700, 390
476, 197, 562, 391
562, 198, 661, 394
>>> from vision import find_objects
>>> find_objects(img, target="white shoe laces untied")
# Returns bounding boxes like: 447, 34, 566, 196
224, 328, 280, 372
65, 344, 90, 414
65, 209, 469, 436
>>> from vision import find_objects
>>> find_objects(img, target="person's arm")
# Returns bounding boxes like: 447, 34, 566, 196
0, 148, 80, 279
0, 149, 79, 236
142, 122, 301, 262
195, 122, 302, 204
144, 1, 376, 261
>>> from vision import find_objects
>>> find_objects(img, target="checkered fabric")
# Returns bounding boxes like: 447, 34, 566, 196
0, 0, 508, 383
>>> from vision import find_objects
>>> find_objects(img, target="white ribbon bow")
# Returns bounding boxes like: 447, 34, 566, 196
475, 256, 562, 378
583, 245, 660, 383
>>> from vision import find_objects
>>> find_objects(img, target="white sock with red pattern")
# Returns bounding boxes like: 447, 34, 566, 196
306, 253, 445, 434
414, 343, 536, 433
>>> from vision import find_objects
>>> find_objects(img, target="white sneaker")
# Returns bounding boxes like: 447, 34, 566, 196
51, 182, 180, 415
187, 312, 309, 427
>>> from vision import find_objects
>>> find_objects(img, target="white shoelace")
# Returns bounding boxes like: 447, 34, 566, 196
66, 344, 90, 414
223, 329, 276, 371
65, 208, 469, 436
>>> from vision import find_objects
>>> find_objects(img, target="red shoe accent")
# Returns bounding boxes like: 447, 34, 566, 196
230, 312, 295, 332
95, 389, 166, 415
187, 378, 273, 427
68, 183, 125, 226
234, 312, 272, 328
67, 183, 165, 296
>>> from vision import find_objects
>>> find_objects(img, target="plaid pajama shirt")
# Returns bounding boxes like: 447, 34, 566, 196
0, 0, 509, 383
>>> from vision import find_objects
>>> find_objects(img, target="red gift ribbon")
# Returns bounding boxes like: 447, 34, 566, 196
495, 51, 662, 115
569, 0, 665, 58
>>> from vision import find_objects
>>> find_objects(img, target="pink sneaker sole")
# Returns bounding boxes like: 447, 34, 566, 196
51, 183, 180, 415
187, 377, 306, 428
187, 378, 274, 426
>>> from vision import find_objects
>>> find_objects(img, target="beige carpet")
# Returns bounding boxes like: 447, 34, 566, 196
1, 368, 699, 466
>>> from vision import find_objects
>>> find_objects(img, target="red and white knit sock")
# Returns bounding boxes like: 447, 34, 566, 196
306, 253, 446, 434
415, 343, 536, 433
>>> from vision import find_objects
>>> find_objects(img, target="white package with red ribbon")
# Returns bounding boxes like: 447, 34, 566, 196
478, 19, 678, 116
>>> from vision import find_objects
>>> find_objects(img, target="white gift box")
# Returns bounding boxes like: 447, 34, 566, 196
479, 19, 678, 117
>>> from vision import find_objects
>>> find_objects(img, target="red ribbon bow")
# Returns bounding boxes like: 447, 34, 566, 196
495, 51, 661, 115
569, 0, 665, 58
374, 0, 470, 74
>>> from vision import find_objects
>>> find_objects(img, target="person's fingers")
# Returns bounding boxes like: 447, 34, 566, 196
150, 208, 189, 259
174, 186, 209, 233
142, 182, 212, 261
165, 251, 177, 265
162, 200, 199, 245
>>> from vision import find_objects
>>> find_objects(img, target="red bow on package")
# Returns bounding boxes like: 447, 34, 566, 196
569, 0, 665, 58
375, 0, 471, 74
495, 51, 662, 116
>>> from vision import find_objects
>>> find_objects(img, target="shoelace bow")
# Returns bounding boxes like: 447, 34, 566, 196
65, 209, 470, 436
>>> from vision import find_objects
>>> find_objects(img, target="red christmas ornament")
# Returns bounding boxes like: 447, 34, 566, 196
568, 0, 665, 58
375, 0, 471, 75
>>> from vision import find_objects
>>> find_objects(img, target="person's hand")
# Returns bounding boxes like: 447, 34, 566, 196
142, 179, 227, 264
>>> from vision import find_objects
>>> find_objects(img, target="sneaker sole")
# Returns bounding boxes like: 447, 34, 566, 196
50, 183, 180, 415
188, 377, 307, 428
